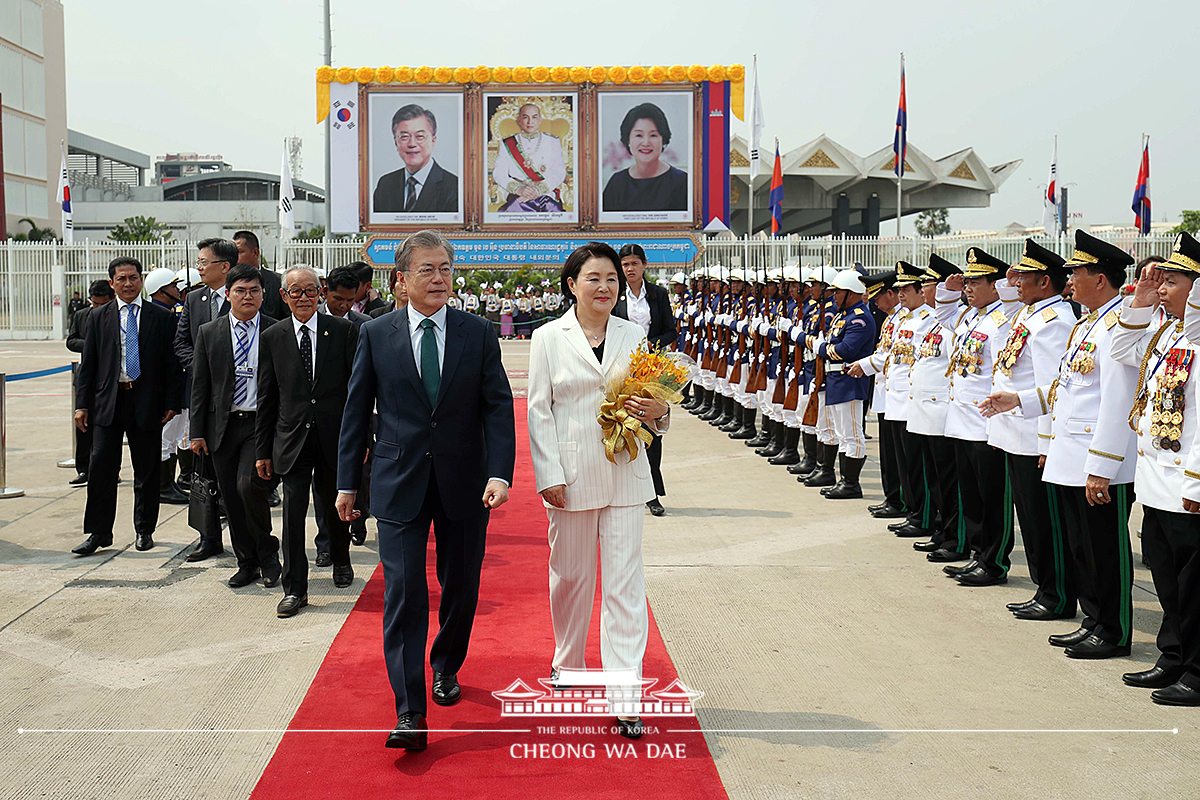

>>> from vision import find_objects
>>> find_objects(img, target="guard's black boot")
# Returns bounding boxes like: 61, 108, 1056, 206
700, 392, 723, 421
788, 432, 820, 476
711, 396, 734, 427
757, 422, 786, 457
175, 448, 193, 493
768, 427, 801, 465
159, 455, 189, 505
803, 444, 837, 487
746, 417, 772, 448
729, 407, 757, 439
825, 455, 865, 499
720, 403, 746, 432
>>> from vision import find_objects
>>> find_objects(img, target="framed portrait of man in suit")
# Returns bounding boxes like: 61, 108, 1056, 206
597, 90, 694, 226
366, 91, 464, 226
482, 92, 578, 227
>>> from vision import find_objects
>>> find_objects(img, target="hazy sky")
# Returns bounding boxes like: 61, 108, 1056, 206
65, 0, 1194, 234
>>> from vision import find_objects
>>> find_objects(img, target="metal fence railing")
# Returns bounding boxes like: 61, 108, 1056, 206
0, 231, 1183, 339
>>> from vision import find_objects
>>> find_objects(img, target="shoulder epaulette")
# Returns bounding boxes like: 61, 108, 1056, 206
918, 308, 930, 319
1041, 306, 1059, 323
990, 309, 1008, 325
1104, 309, 1119, 330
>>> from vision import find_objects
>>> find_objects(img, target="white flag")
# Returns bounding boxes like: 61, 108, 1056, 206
749, 55, 765, 181
1043, 136, 1059, 236
279, 147, 296, 241
58, 146, 73, 245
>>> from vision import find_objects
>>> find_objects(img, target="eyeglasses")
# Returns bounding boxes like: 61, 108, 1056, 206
412, 266, 454, 280
395, 132, 430, 145
229, 287, 263, 298
285, 286, 321, 298
196, 258, 231, 267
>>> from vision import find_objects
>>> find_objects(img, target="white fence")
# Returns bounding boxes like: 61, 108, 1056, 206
0, 232, 1182, 339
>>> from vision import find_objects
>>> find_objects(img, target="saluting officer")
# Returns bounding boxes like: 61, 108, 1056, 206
859, 271, 907, 520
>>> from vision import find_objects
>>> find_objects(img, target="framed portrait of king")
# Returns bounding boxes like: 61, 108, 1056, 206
482, 92, 578, 227
597, 89, 694, 226
364, 89, 464, 226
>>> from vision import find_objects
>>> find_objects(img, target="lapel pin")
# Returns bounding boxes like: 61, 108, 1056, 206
323, 330, 329, 336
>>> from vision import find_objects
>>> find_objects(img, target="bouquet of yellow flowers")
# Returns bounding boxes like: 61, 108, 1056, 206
598, 342, 695, 464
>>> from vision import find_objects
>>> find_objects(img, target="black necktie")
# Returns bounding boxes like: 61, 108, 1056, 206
300, 324, 313, 385
404, 176, 418, 211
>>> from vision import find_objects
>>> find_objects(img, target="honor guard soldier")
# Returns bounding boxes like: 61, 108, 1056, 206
984, 240, 1078, 611
758, 267, 807, 461
1118, 231, 1200, 704
748, 268, 789, 450
942, 247, 1021, 587
983, 229, 1138, 656
905, 255, 966, 559
725, 268, 758, 438
705, 268, 739, 427
669, 271, 689, 352
858, 271, 906, 519
695, 267, 726, 420
790, 266, 839, 475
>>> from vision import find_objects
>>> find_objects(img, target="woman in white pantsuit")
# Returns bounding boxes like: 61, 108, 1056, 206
527, 242, 669, 740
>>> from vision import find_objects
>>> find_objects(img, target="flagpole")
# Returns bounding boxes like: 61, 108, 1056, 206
895, 52, 904, 239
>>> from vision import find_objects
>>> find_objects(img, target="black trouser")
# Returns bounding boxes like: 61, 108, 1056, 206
319, 417, 373, 553
913, 432, 959, 549
952, 438, 1012, 576
378, 470, 488, 717
1008, 454, 1073, 613
899, 425, 931, 529
1056, 483, 1135, 646
210, 412, 278, 572
877, 416, 905, 510
75, 424, 92, 476
1141, 507, 1200, 687
647, 433, 666, 498
282, 430, 349, 597
83, 390, 162, 538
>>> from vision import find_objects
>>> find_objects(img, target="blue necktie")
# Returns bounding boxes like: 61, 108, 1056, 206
420, 318, 440, 405
124, 305, 141, 381
233, 320, 251, 407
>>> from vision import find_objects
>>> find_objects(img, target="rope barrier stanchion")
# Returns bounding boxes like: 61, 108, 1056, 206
0, 374, 26, 499
57, 363, 79, 469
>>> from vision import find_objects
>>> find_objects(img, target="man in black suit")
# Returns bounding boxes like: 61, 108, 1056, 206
256, 267, 358, 617
234, 230, 285, 319
190, 264, 281, 588
325, 265, 373, 330
372, 105, 459, 214
71, 258, 183, 555
613, 243, 675, 516
336, 230, 515, 751
65, 280, 115, 486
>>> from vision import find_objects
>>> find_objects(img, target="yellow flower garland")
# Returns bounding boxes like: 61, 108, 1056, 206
589, 66, 607, 84
335, 66, 355, 84
512, 66, 531, 82
473, 65, 491, 82
609, 65, 628, 84
493, 66, 512, 83
376, 65, 394, 83
549, 66, 569, 83
667, 65, 686, 82
707, 64, 726, 82
394, 65, 413, 83
627, 65, 647, 84
687, 64, 707, 82
356, 66, 375, 83
414, 65, 433, 84
316, 65, 334, 83
648, 66, 667, 84
568, 66, 588, 83
531, 66, 550, 83
433, 66, 453, 83
727, 63, 744, 81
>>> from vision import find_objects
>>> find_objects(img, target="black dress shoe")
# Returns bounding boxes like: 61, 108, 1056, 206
228, 568, 261, 588
1048, 626, 1093, 648
267, 487, 282, 508
912, 539, 940, 552
1006, 598, 1038, 612
927, 548, 970, 563
943, 560, 978, 577
135, 533, 154, 551
314, 552, 333, 567
261, 563, 282, 588
887, 520, 909, 532
277, 594, 308, 618
333, 564, 354, 588
871, 505, 908, 519
803, 468, 836, 487
351, 526, 367, 546
891, 524, 931, 538
1064, 634, 1131, 659
646, 498, 665, 516
71, 534, 112, 556
617, 717, 645, 740
386, 712, 428, 750
1151, 682, 1200, 706
867, 501, 888, 512
68, 473, 88, 486
185, 541, 224, 562
1013, 602, 1077, 621
432, 671, 461, 706
1123, 665, 1185, 689
955, 566, 1007, 586
819, 482, 842, 496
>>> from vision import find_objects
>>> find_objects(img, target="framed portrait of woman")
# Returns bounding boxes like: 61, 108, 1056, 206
483, 92, 579, 227
597, 90, 694, 226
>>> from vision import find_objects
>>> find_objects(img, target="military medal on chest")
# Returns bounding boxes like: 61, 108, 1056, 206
1150, 347, 1193, 452
894, 329, 916, 365
996, 323, 1030, 377
919, 329, 943, 359
1069, 340, 1097, 375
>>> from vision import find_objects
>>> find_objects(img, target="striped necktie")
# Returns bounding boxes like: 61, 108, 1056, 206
233, 320, 251, 406
124, 304, 141, 381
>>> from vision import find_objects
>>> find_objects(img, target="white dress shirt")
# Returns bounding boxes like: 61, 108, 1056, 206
229, 312, 261, 411
115, 296, 143, 381
625, 282, 652, 335
407, 304, 447, 375
292, 314, 318, 372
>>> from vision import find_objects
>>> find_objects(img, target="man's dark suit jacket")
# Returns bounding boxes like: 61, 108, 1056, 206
257, 267, 285, 319
66, 305, 94, 353
344, 309, 372, 329
362, 296, 389, 315
613, 280, 676, 350
369, 304, 399, 320
190, 314, 278, 453
76, 300, 183, 427
337, 306, 515, 523
256, 314, 357, 475
175, 285, 231, 408
372, 161, 459, 214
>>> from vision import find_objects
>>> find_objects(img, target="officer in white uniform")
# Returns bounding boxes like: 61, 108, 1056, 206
860, 271, 907, 519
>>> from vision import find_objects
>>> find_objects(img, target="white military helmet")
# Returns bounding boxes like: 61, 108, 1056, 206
175, 267, 201, 287
782, 265, 803, 283
670, 271, 687, 285
144, 267, 180, 296
831, 269, 867, 294
728, 267, 746, 283
806, 265, 838, 285
766, 267, 784, 283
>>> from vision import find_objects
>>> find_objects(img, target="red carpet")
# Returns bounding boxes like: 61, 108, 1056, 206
249, 400, 727, 800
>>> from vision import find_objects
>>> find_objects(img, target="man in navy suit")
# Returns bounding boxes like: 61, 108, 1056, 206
372, 105, 459, 214
336, 230, 515, 751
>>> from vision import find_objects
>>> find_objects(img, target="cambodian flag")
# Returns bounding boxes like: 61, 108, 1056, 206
769, 141, 784, 235
1132, 137, 1151, 235
893, 55, 907, 178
